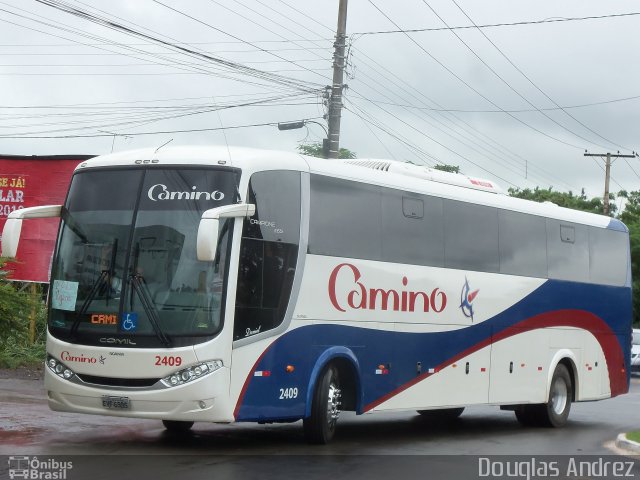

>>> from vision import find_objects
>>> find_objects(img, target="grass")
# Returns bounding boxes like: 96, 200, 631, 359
0, 333, 46, 368
626, 431, 640, 444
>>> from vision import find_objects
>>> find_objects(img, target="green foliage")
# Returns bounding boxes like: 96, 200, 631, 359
0, 258, 46, 368
617, 191, 640, 327
626, 431, 640, 443
508, 186, 614, 216
297, 142, 356, 159
433, 164, 460, 174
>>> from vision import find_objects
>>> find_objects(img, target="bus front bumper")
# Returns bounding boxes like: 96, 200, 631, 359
44, 366, 235, 423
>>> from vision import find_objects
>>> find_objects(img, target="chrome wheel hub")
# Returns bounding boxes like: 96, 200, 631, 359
551, 377, 568, 415
326, 382, 342, 426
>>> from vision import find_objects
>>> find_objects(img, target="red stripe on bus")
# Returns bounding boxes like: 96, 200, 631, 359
363, 310, 626, 413
233, 340, 277, 420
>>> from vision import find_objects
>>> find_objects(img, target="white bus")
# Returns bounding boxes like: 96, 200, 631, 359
3, 146, 632, 444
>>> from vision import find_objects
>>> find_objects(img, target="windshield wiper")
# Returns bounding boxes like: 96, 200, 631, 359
69, 239, 118, 339
129, 274, 171, 348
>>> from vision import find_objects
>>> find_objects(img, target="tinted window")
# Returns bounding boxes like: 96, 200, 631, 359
444, 200, 499, 272
547, 220, 589, 282
235, 171, 300, 341
67, 170, 143, 212
499, 210, 547, 277
382, 191, 444, 267
589, 227, 628, 286
242, 171, 300, 244
309, 175, 382, 261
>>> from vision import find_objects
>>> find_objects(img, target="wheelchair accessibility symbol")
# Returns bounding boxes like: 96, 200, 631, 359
121, 313, 138, 332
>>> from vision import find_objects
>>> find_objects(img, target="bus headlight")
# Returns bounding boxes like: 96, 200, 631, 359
46, 355, 76, 381
161, 360, 223, 388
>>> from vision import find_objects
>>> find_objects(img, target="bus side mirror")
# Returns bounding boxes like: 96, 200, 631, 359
1, 205, 62, 258
197, 203, 256, 261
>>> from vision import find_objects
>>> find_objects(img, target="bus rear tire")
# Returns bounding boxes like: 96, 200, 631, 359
304, 365, 341, 444
417, 407, 464, 420
515, 363, 572, 428
162, 420, 194, 432
539, 363, 572, 427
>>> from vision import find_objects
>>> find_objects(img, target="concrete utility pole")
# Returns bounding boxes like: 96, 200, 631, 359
584, 151, 638, 215
326, 0, 348, 159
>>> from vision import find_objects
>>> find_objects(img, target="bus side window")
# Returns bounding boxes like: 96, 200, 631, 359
547, 219, 588, 282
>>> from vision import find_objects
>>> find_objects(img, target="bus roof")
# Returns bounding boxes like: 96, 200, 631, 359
76, 145, 624, 231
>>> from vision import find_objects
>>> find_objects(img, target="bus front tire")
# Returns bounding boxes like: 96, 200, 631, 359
162, 420, 194, 432
304, 365, 341, 444
515, 363, 572, 428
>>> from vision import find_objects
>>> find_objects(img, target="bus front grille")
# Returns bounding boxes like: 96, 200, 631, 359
76, 374, 160, 388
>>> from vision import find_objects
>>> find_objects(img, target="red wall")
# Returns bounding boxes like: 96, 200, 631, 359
0, 155, 94, 282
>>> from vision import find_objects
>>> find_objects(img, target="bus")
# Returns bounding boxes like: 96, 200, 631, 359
2, 146, 632, 444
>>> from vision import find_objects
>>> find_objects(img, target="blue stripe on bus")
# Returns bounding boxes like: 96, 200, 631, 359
234, 279, 631, 422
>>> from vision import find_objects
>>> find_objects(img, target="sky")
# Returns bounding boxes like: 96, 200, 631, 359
0, 0, 639, 203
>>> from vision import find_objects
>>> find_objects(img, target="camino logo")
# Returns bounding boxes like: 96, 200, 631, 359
460, 277, 479, 322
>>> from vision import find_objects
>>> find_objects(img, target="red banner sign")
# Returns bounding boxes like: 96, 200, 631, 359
0, 155, 93, 282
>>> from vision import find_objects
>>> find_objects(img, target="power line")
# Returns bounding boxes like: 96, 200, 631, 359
449, 0, 632, 152
346, 96, 517, 186
0, 8, 313, 92
367, 0, 585, 151
350, 93, 640, 113
346, 45, 578, 190
354, 11, 640, 36
417, 0, 611, 151
267, 0, 577, 189
0, 117, 325, 139
149, 0, 330, 85
31, 0, 324, 92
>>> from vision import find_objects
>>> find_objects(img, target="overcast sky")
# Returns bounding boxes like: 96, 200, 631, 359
0, 0, 638, 202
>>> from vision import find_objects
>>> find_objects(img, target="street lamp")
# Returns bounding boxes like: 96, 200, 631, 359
277, 120, 329, 158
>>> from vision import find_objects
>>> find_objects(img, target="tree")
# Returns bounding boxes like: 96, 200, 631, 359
616, 191, 640, 326
508, 186, 615, 216
433, 164, 460, 174
297, 142, 356, 159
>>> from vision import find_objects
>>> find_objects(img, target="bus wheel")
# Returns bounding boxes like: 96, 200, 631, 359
417, 407, 465, 420
540, 363, 572, 427
304, 365, 342, 444
514, 363, 572, 428
162, 420, 194, 432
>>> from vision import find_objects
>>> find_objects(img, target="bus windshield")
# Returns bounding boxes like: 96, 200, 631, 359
49, 167, 240, 348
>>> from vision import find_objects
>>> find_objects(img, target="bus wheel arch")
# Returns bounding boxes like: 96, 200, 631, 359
305, 347, 362, 417
548, 351, 578, 403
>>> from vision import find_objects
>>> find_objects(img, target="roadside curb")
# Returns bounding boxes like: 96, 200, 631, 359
616, 433, 640, 454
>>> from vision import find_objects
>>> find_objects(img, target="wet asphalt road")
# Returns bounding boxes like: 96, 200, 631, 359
1, 375, 638, 479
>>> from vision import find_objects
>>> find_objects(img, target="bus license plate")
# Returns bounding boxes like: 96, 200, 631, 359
101, 395, 130, 410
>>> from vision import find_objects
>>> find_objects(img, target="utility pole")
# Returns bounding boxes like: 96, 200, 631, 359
584, 151, 637, 215
326, 0, 348, 159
